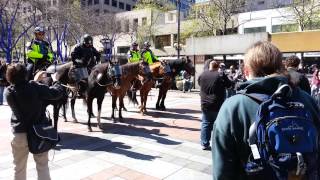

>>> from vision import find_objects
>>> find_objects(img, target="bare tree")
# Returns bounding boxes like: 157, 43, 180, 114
289, 0, 320, 31
210, 0, 245, 35
0, 0, 38, 63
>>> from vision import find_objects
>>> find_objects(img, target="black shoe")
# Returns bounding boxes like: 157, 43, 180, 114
202, 145, 211, 151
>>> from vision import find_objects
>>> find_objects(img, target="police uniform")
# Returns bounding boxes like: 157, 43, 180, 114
127, 50, 141, 63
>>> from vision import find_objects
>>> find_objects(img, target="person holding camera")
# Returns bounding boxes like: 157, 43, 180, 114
26, 27, 53, 81
198, 60, 232, 150
5, 63, 64, 180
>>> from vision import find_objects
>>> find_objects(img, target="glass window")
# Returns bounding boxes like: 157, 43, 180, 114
112, 0, 117, 7
119, 2, 124, 9
104, 0, 109, 5
142, 17, 147, 25
88, 0, 93, 5
244, 27, 266, 34
126, 4, 131, 11
272, 24, 299, 33
94, 0, 99, 4
155, 35, 171, 48
133, 18, 138, 31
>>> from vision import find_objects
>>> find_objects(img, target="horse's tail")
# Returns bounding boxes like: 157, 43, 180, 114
127, 89, 138, 106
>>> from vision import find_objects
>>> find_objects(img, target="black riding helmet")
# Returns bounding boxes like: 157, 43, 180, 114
82, 34, 93, 46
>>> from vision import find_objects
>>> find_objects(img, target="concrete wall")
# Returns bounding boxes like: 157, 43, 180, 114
185, 32, 270, 55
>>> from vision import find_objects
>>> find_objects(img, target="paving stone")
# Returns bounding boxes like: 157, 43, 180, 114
202, 165, 213, 175
170, 156, 193, 167
185, 161, 211, 172
0, 90, 212, 179
164, 168, 211, 180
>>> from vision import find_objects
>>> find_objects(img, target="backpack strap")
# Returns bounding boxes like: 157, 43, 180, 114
238, 92, 270, 104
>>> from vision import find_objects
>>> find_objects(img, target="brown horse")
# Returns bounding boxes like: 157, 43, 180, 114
107, 60, 152, 122
131, 61, 171, 114
156, 58, 195, 110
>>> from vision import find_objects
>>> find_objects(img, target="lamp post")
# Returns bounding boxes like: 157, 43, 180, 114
177, 0, 181, 60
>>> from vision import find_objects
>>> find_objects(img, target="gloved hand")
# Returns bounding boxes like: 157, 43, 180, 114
42, 54, 48, 61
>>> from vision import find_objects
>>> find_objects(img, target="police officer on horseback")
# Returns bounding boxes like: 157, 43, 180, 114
141, 41, 158, 65
71, 34, 100, 75
127, 42, 141, 63
70, 34, 101, 95
26, 27, 54, 80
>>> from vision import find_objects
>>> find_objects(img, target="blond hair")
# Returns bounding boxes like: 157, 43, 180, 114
244, 41, 284, 77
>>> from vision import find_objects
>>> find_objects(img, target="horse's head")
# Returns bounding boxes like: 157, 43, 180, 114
138, 60, 152, 84
182, 58, 195, 76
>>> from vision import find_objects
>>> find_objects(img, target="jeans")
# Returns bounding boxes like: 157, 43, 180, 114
11, 133, 51, 180
0, 85, 4, 104
200, 110, 218, 147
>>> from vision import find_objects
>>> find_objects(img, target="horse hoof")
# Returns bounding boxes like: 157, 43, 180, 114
122, 107, 127, 111
88, 127, 92, 132
64, 119, 67, 122
72, 119, 78, 123
98, 125, 103, 130
112, 118, 117, 123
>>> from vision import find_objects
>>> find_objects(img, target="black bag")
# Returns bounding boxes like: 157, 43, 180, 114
27, 119, 60, 154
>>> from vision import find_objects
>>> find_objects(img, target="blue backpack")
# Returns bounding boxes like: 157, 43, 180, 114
244, 84, 319, 180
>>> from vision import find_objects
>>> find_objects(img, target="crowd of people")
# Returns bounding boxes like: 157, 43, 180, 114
197, 41, 320, 180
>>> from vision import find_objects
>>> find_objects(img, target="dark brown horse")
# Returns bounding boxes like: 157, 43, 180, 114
34, 70, 68, 130
156, 58, 195, 110
49, 62, 87, 122
107, 61, 152, 122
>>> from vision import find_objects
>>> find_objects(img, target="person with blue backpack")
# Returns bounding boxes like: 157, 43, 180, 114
212, 41, 320, 180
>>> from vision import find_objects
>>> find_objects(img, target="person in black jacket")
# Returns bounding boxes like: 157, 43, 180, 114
285, 55, 311, 95
5, 63, 64, 180
0, 59, 8, 105
198, 60, 232, 150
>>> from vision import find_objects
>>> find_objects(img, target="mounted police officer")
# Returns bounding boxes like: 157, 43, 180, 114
127, 42, 142, 106
141, 41, 158, 65
127, 42, 141, 63
70, 34, 101, 95
26, 27, 54, 80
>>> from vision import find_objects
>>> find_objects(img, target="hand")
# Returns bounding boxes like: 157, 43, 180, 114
42, 54, 48, 61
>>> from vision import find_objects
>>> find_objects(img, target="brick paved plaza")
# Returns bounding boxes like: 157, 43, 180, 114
0, 89, 212, 180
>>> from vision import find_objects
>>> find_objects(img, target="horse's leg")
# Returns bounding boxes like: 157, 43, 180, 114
160, 87, 169, 111
111, 95, 117, 123
119, 95, 124, 122
62, 103, 67, 122
86, 97, 93, 132
156, 87, 163, 110
144, 88, 151, 113
97, 95, 104, 130
53, 105, 59, 130
71, 98, 78, 123
140, 90, 145, 114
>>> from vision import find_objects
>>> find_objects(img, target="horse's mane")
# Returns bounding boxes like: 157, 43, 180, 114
121, 62, 140, 76
168, 59, 185, 71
